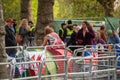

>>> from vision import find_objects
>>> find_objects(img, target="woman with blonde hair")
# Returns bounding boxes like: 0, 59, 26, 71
18, 19, 30, 47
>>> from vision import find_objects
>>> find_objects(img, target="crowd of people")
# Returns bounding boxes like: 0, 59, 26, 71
58, 20, 120, 51
5, 18, 120, 57
5, 18, 35, 57
4, 18, 120, 77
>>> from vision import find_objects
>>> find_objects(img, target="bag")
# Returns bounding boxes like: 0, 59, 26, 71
16, 34, 23, 44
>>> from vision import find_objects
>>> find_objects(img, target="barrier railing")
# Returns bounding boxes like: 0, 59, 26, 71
1, 44, 120, 80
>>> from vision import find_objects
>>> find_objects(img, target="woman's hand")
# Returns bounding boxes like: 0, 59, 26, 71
41, 36, 48, 46
86, 27, 89, 32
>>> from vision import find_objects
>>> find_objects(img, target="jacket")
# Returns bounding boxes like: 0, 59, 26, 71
5, 25, 17, 46
76, 29, 95, 45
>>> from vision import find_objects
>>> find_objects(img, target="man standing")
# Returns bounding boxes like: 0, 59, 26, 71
66, 20, 73, 43
59, 23, 67, 42
5, 18, 17, 57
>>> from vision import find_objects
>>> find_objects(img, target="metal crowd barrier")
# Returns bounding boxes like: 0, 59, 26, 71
70, 44, 117, 80
5, 46, 24, 59
1, 44, 120, 80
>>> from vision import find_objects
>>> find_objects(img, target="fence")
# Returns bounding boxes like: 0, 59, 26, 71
1, 44, 120, 80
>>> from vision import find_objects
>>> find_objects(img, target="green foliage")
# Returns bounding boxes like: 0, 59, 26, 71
2, 0, 20, 20
2, 0, 38, 22
54, 0, 105, 20
71, 0, 104, 18
54, 0, 73, 19
97, 0, 115, 17
2, 0, 118, 22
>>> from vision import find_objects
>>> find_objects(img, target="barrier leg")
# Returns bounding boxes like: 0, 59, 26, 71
38, 63, 42, 80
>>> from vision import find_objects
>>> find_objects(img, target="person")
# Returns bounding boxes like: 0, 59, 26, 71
66, 20, 73, 43
107, 30, 120, 44
67, 24, 79, 51
5, 18, 17, 57
93, 32, 106, 45
5, 18, 20, 77
41, 25, 73, 73
42, 25, 64, 47
41, 25, 66, 55
59, 23, 67, 42
28, 21, 35, 46
93, 32, 106, 55
76, 21, 95, 45
97, 25, 107, 43
18, 19, 30, 47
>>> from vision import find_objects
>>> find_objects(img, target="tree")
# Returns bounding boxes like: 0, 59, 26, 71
54, 0, 105, 19
2, 0, 20, 20
20, 0, 32, 21
0, 0, 8, 79
35, 0, 54, 45
70, 0, 104, 18
97, 0, 115, 17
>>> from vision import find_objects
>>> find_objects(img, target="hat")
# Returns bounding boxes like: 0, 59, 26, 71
6, 18, 13, 23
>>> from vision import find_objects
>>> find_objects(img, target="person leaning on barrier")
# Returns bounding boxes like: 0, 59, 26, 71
41, 25, 64, 47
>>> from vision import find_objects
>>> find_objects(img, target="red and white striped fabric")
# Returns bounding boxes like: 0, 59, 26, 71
19, 50, 46, 76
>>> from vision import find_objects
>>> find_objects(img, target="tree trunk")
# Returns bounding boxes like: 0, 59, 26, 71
0, 0, 8, 79
20, 0, 32, 21
35, 0, 54, 45
97, 0, 115, 17
104, 1, 114, 17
